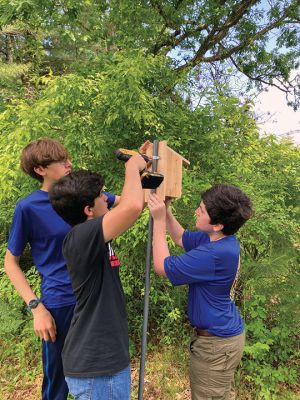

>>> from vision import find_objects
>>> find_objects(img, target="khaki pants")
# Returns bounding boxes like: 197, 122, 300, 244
189, 331, 245, 400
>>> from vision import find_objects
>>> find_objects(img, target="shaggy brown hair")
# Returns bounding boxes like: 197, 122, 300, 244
20, 138, 70, 182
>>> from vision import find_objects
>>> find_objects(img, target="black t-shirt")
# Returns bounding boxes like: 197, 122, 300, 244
62, 216, 129, 377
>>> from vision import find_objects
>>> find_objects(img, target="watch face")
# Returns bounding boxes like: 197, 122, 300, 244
28, 299, 40, 309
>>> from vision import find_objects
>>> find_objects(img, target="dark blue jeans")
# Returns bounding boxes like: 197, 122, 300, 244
42, 304, 75, 400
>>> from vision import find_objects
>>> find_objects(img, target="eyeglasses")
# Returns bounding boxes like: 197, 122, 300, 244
47, 159, 71, 167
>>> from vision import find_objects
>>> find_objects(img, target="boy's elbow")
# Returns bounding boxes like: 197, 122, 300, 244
4, 252, 10, 273
129, 202, 143, 217
175, 238, 183, 248
4, 257, 13, 275
4, 262, 9, 275
154, 262, 166, 277
4, 250, 19, 275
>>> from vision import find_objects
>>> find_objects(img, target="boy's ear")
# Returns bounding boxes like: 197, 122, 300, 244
212, 223, 224, 233
84, 205, 93, 218
34, 166, 47, 178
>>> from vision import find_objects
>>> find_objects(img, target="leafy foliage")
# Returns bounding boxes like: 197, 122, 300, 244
0, 1, 299, 398
0, 1, 299, 107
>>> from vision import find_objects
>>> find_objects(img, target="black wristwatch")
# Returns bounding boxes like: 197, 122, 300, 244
27, 299, 42, 311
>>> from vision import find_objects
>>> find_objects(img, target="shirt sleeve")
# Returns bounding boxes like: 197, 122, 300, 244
7, 203, 30, 256
164, 246, 216, 286
103, 192, 116, 209
182, 230, 210, 252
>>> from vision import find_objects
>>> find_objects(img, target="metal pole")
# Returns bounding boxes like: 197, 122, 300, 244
138, 140, 159, 400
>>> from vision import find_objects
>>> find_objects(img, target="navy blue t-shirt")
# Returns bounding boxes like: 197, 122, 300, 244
164, 230, 244, 337
7, 189, 115, 308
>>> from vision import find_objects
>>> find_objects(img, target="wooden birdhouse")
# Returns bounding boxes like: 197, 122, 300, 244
144, 141, 190, 201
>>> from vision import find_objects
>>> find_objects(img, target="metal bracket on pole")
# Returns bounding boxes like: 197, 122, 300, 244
138, 140, 159, 400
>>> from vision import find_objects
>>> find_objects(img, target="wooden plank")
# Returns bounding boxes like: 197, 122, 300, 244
165, 147, 182, 198
166, 145, 190, 165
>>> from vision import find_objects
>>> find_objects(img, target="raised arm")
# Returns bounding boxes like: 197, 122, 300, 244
148, 193, 170, 276
102, 154, 146, 242
166, 205, 185, 248
4, 250, 57, 342
109, 140, 151, 209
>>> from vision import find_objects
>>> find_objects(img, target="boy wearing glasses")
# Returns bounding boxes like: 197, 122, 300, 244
4, 138, 117, 400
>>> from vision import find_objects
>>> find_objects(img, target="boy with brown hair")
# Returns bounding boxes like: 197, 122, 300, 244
4, 138, 117, 400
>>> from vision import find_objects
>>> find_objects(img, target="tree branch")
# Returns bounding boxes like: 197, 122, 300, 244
230, 55, 297, 97
149, 0, 176, 29
178, 0, 259, 67
149, 0, 212, 55
175, 1, 296, 71
150, 23, 208, 55
151, 0, 258, 56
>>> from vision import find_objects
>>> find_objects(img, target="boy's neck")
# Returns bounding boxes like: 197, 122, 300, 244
41, 179, 54, 192
209, 232, 227, 242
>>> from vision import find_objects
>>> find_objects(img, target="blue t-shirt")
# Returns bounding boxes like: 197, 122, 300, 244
164, 230, 244, 337
7, 189, 115, 308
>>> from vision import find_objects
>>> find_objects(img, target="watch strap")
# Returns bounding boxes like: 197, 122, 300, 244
27, 298, 42, 312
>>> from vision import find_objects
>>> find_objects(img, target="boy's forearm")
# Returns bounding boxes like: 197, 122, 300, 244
4, 250, 38, 304
120, 162, 144, 212
166, 208, 184, 247
5, 250, 56, 341
102, 158, 145, 242
152, 219, 169, 276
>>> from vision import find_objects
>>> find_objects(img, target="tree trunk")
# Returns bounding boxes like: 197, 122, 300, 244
5, 34, 13, 64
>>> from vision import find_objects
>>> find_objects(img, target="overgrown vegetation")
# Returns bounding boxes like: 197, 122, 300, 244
1, 1, 299, 398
